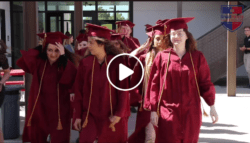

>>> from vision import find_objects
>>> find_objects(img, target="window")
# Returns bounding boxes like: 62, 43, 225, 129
47, 2, 74, 11
82, 1, 132, 30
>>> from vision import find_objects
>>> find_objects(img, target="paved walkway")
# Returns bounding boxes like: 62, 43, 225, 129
3, 85, 250, 143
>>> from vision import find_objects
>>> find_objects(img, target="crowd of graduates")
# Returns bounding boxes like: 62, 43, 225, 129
16, 17, 218, 143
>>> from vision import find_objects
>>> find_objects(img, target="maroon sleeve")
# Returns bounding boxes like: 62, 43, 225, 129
144, 53, 162, 111
129, 56, 143, 106
74, 60, 84, 119
16, 49, 40, 74
114, 58, 130, 117
198, 52, 215, 106
59, 60, 77, 88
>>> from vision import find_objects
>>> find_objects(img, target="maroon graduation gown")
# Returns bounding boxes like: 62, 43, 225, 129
144, 48, 215, 143
128, 54, 153, 143
74, 55, 130, 143
16, 49, 77, 143
131, 37, 140, 47
75, 48, 87, 56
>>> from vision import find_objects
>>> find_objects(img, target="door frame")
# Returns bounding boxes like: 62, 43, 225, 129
46, 12, 64, 33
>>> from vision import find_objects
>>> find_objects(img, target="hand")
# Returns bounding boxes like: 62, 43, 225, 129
70, 93, 75, 102
109, 116, 121, 132
74, 119, 82, 131
130, 38, 152, 56
150, 111, 159, 127
240, 46, 246, 51
210, 105, 218, 124
55, 42, 65, 55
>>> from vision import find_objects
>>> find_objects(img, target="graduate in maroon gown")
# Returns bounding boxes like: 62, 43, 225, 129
144, 17, 219, 143
128, 23, 170, 143
75, 33, 88, 57
73, 23, 130, 143
115, 20, 140, 52
16, 32, 79, 143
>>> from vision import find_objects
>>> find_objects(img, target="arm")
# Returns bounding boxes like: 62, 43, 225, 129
144, 53, 161, 111
74, 60, 84, 119
114, 58, 130, 118
198, 52, 215, 106
0, 54, 10, 91
129, 57, 144, 106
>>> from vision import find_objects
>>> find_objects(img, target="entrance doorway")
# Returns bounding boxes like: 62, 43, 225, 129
46, 12, 74, 35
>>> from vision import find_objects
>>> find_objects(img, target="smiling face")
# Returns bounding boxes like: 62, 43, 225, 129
170, 29, 188, 46
46, 43, 60, 64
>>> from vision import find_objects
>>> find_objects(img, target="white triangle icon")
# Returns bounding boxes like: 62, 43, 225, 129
119, 64, 134, 81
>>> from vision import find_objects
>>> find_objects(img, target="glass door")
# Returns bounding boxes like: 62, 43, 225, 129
46, 12, 63, 33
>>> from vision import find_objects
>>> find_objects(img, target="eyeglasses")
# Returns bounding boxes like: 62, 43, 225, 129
170, 31, 184, 37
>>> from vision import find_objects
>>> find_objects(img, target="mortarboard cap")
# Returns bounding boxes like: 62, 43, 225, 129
115, 20, 135, 28
145, 24, 152, 32
146, 24, 169, 37
37, 32, 69, 48
76, 33, 88, 43
155, 19, 169, 25
86, 23, 113, 40
110, 33, 125, 41
163, 17, 194, 31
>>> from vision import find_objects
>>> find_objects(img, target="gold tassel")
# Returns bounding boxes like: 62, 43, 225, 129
139, 103, 143, 112
203, 110, 209, 117
57, 119, 63, 130
190, 52, 209, 118
43, 33, 47, 48
82, 57, 96, 128
82, 118, 88, 128
27, 119, 31, 127
26, 61, 47, 127
164, 25, 167, 36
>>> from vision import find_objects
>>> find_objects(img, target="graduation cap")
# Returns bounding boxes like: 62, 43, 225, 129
145, 24, 153, 32
115, 20, 135, 28
37, 32, 69, 48
163, 17, 195, 31
146, 24, 169, 37
110, 33, 125, 41
155, 19, 169, 25
85, 23, 113, 40
76, 33, 88, 43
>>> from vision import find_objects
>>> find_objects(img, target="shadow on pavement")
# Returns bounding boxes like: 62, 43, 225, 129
199, 137, 249, 143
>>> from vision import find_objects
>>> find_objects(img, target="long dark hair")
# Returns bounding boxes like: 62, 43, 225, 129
0, 40, 7, 54
34, 44, 82, 68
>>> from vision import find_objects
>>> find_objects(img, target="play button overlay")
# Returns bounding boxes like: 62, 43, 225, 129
119, 64, 134, 81
106, 53, 144, 91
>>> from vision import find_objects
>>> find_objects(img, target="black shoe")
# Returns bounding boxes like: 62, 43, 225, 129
130, 107, 137, 113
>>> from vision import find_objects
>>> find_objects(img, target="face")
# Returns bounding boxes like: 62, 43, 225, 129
244, 28, 250, 36
78, 41, 88, 49
119, 26, 131, 36
112, 40, 121, 49
87, 36, 103, 55
47, 43, 60, 64
153, 35, 164, 48
70, 36, 74, 43
170, 29, 188, 46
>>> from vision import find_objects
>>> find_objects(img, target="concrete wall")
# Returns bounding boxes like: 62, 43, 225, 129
133, 1, 227, 42
0, 1, 11, 67
182, 1, 227, 39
